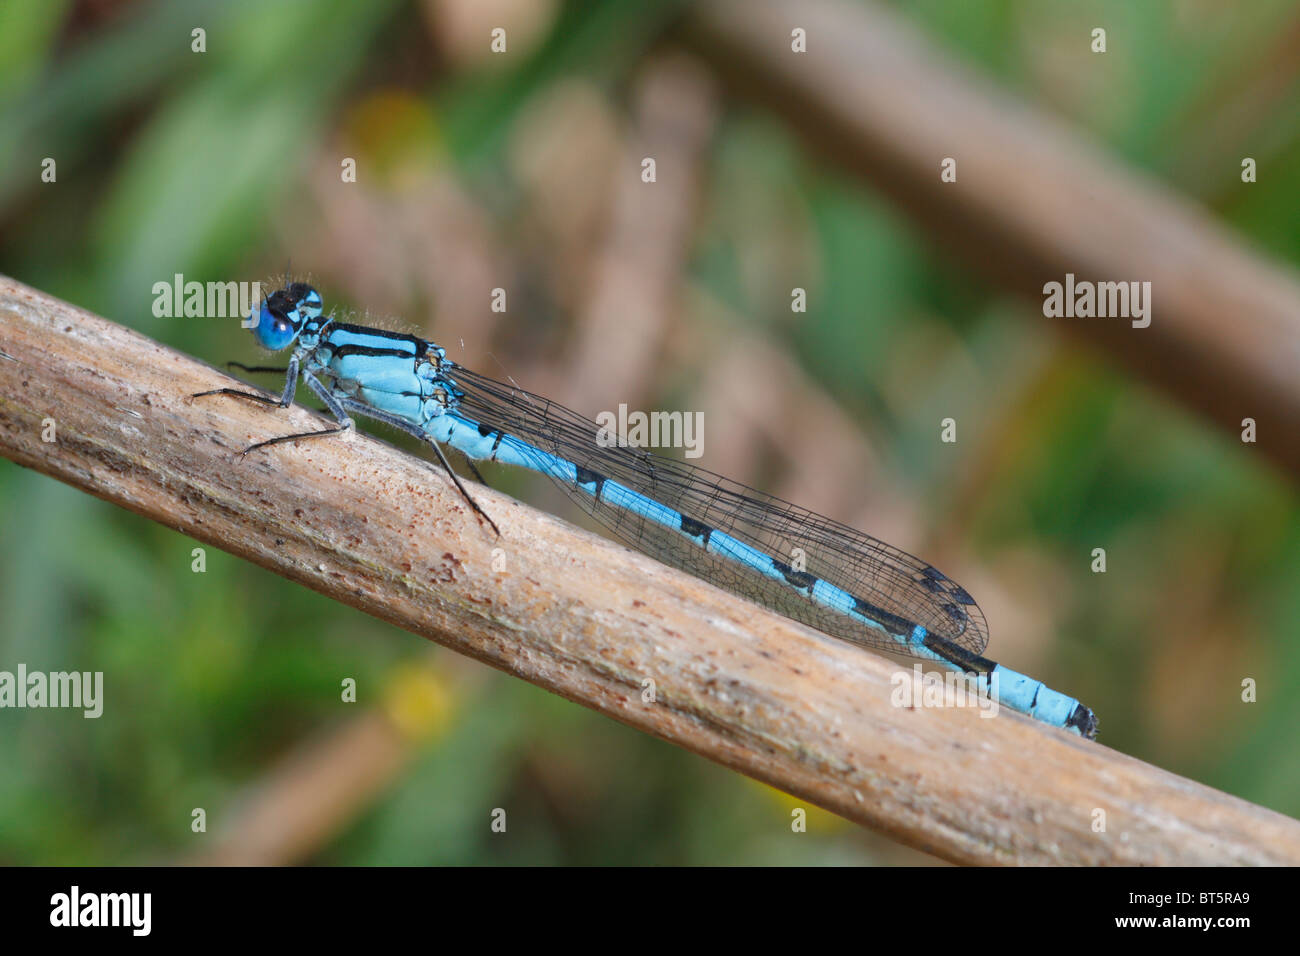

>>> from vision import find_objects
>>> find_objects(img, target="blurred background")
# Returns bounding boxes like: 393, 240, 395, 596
0, 0, 1297, 864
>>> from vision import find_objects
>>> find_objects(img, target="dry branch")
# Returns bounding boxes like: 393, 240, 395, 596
2, 276, 1298, 865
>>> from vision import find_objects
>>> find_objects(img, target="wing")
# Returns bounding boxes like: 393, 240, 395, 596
446, 364, 989, 657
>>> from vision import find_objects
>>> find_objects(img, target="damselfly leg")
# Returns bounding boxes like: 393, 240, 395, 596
226, 362, 289, 374
334, 397, 500, 535
195, 363, 499, 535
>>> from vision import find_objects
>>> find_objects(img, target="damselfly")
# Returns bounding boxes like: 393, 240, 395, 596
195, 283, 1098, 738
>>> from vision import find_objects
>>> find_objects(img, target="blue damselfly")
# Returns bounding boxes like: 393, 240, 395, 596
195, 283, 1098, 737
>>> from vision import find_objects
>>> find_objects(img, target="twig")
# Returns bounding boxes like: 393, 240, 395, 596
686, 0, 1300, 479
2, 276, 1298, 865
567, 52, 717, 408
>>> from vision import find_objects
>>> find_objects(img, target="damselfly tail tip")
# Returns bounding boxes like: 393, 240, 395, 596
1066, 703, 1099, 740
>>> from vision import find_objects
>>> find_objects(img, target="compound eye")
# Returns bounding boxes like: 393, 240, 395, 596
252, 303, 298, 351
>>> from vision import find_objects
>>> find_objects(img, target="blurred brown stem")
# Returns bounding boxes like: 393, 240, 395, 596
687, 0, 1300, 479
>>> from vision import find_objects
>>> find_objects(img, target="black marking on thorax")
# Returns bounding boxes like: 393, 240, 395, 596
325, 322, 431, 360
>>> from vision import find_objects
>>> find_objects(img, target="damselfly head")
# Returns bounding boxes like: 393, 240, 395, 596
250, 282, 323, 351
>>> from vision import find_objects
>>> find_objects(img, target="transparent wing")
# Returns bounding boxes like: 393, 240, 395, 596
448, 365, 988, 657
